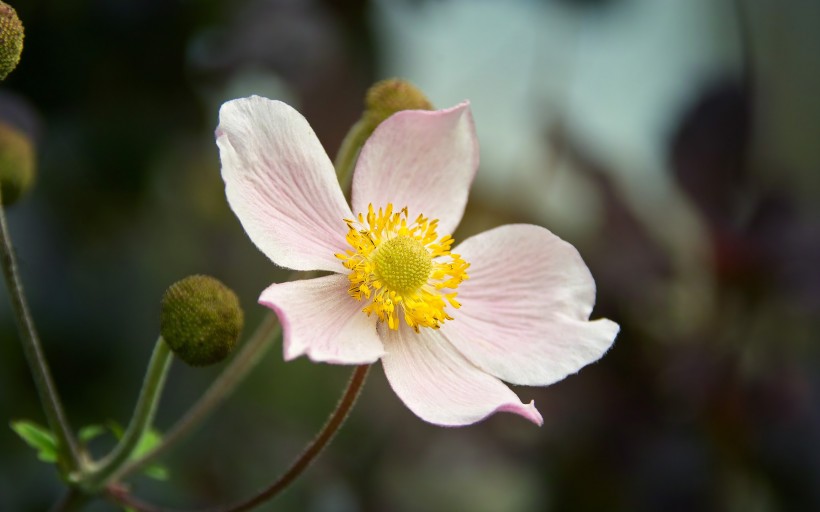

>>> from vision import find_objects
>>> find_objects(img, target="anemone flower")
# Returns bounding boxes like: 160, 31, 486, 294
216, 96, 619, 427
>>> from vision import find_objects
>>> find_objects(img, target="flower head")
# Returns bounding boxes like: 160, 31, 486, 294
216, 96, 619, 426
0, 2, 24, 81
160, 275, 244, 367
336, 203, 468, 331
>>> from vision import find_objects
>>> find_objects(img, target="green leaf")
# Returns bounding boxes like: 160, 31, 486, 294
10, 420, 58, 463
78, 424, 106, 443
132, 428, 162, 459
107, 420, 124, 439
85, 423, 170, 481
131, 428, 169, 480
143, 464, 169, 481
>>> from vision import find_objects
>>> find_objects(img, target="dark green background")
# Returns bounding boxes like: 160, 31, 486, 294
2, 0, 819, 510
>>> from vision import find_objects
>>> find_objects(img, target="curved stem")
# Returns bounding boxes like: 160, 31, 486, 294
216, 364, 370, 512
83, 337, 172, 491
113, 313, 281, 481
108, 364, 371, 512
0, 194, 81, 472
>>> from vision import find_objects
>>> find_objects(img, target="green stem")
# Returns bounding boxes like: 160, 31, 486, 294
0, 193, 81, 473
113, 312, 281, 482
108, 365, 371, 512
83, 337, 172, 491
333, 119, 371, 196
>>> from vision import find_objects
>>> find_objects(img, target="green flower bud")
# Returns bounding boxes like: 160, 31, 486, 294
0, 2, 24, 80
0, 122, 35, 206
362, 79, 433, 131
334, 79, 433, 189
160, 275, 244, 367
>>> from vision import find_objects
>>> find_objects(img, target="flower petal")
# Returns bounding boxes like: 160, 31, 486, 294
442, 224, 619, 386
259, 274, 384, 364
217, 96, 353, 272
351, 102, 479, 236
380, 323, 543, 427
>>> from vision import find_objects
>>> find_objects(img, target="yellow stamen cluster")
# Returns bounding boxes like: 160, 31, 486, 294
336, 204, 469, 331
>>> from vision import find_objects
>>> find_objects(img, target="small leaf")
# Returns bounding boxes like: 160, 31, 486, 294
107, 420, 124, 439
78, 424, 106, 443
130, 428, 169, 481
144, 464, 169, 481
132, 428, 162, 459
10, 420, 58, 463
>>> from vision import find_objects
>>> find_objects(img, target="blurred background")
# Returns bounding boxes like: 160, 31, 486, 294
1, 0, 819, 510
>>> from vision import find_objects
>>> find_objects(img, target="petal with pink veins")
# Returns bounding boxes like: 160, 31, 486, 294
260, 274, 384, 364
380, 323, 543, 427
217, 96, 353, 272
442, 224, 619, 387
351, 102, 479, 236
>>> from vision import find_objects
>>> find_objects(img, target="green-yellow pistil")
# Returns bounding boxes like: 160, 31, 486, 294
373, 236, 432, 296
336, 203, 470, 331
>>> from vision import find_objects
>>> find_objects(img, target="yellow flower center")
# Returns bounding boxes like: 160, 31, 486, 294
336, 204, 469, 331
373, 236, 432, 296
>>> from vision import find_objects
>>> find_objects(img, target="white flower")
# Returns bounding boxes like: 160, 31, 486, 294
216, 96, 619, 426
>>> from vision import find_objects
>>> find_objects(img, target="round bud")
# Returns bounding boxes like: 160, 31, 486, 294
160, 275, 244, 367
363, 79, 433, 129
0, 2, 24, 80
0, 122, 35, 205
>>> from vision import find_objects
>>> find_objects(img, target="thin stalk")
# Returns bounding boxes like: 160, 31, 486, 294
113, 312, 281, 481
0, 193, 81, 472
83, 337, 172, 491
107, 365, 371, 512
215, 364, 370, 512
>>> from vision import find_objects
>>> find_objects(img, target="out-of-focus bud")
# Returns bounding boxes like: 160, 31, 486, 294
0, 122, 35, 205
160, 275, 244, 367
0, 2, 24, 80
334, 79, 433, 188
362, 79, 433, 133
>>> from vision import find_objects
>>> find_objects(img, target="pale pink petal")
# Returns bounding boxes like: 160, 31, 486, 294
442, 224, 619, 387
217, 96, 353, 272
259, 274, 384, 364
351, 102, 479, 236
380, 323, 543, 427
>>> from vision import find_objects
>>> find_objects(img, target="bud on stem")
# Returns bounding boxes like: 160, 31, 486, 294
0, 1, 24, 80
334, 78, 433, 189
160, 275, 244, 367
362, 78, 433, 131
